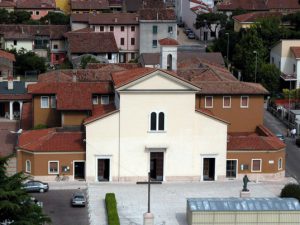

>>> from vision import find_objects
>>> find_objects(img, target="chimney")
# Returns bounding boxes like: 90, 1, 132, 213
114, 17, 118, 22
136, 16, 139, 22
72, 70, 77, 82
7, 75, 13, 90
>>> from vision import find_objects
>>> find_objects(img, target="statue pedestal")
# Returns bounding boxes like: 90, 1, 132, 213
143, 212, 154, 225
240, 190, 251, 198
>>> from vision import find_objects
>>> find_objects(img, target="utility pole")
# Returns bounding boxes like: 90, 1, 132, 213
143, 172, 154, 225
225, 33, 229, 69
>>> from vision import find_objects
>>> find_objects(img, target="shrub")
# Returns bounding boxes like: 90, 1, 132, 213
280, 183, 300, 201
105, 193, 120, 225
32, 124, 47, 130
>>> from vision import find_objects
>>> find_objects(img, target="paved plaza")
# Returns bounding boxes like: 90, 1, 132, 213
87, 178, 295, 225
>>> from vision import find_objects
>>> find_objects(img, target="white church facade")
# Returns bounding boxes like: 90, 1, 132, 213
84, 68, 229, 182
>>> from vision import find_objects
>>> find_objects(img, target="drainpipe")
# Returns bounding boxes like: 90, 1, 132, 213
118, 95, 121, 182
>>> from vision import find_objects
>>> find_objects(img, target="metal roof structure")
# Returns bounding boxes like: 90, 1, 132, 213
0, 81, 26, 94
187, 198, 300, 212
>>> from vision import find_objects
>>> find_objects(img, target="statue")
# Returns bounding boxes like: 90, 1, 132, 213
242, 175, 250, 192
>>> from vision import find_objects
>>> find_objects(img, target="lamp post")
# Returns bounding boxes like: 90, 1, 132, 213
225, 32, 229, 69
253, 50, 258, 83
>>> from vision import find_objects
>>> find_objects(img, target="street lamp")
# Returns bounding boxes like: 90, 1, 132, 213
253, 50, 258, 83
225, 32, 229, 69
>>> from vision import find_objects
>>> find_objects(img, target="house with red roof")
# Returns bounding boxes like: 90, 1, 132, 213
16, 0, 56, 20
0, 0, 16, 12
0, 49, 15, 78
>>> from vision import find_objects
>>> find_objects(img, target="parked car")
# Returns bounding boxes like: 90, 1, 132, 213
23, 180, 49, 193
276, 133, 285, 142
184, 28, 192, 34
71, 192, 86, 207
178, 22, 184, 27
188, 32, 196, 39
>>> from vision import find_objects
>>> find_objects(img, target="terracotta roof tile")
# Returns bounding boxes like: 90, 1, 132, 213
233, 12, 282, 23
217, 0, 268, 11
267, 0, 300, 9
159, 38, 179, 46
291, 47, 300, 58
0, 49, 15, 62
195, 108, 229, 124
89, 13, 139, 25
16, 0, 56, 9
70, 13, 90, 22
65, 31, 119, 54
18, 128, 85, 152
139, 8, 176, 20
71, 0, 109, 10
0, 0, 16, 7
28, 82, 113, 110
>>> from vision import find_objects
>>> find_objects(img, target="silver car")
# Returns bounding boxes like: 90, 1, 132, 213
23, 180, 49, 193
71, 192, 86, 207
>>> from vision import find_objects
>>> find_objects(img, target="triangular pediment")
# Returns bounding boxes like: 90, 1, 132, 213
117, 70, 200, 92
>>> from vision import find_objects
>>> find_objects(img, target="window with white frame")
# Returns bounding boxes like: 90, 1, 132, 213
25, 160, 31, 173
92, 95, 98, 105
150, 112, 165, 131
205, 96, 213, 108
223, 96, 231, 108
241, 96, 249, 108
48, 161, 59, 174
41, 96, 49, 108
101, 95, 109, 105
251, 159, 262, 172
50, 96, 56, 108
278, 158, 283, 170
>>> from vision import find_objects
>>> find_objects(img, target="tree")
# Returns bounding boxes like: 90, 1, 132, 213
9, 48, 46, 75
40, 12, 70, 25
283, 12, 300, 30
9, 11, 31, 24
80, 55, 99, 69
257, 63, 280, 94
0, 9, 10, 24
0, 156, 51, 224
195, 13, 228, 38
232, 28, 267, 82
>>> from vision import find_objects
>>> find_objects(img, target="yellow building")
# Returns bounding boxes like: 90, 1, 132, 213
55, 0, 71, 14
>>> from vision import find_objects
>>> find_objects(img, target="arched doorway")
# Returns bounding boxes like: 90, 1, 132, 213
12, 102, 20, 120
167, 54, 172, 70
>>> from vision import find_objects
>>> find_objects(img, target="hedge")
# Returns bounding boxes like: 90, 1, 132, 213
105, 193, 120, 225
280, 183, 300, 202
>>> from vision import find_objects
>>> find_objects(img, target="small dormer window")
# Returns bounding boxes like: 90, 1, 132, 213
101, 95, 109, 105
150, 111, 165, 132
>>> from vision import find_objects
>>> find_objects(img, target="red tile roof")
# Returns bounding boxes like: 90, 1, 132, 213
86, 63, 141, 70
20, 102, 32, 130
267, 0, 300, 9
228, 125, 285, 151
89, 13, 139, 25
0, 0, 16, 7
27, 82, 113, 110
291, 47, 300, 58
65, 30, 119, 54
217, 0, 268, 11
0, 49, 15, 62
16, 0, 56, 9
0, 94, 32, 100
139, 8, 176, 20
84, 103, 116, 123
233, 12, 282, 23
18, 128, 85, 152
71, 0, 109, 10
159, 38, 179, 46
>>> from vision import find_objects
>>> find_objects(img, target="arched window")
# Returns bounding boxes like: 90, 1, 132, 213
158, 112, 164, 130
26, 160, 31, 173
150, 112, 157, 131
167, 54, 172, 70
150, 112, 165, 131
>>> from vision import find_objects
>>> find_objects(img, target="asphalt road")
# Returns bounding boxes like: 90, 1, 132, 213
264, 109, 300, 183
32, 189, 89, 225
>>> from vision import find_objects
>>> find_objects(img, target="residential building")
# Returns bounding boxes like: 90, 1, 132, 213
0, 25, 69, 66
16, 0, 56, 20
64, 28, 119, 66
270, 40, 300, 88
233, 12, 282, 32
139, 8, 177, 53
0, 0, 16, 12
70, 0, 110, 14
71, 13, 139, 62
0, 49, 15, 78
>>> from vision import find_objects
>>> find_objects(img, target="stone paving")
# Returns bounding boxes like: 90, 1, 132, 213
87, 178, 296, 225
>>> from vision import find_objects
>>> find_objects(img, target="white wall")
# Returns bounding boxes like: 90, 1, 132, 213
5, 40, 33, 52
